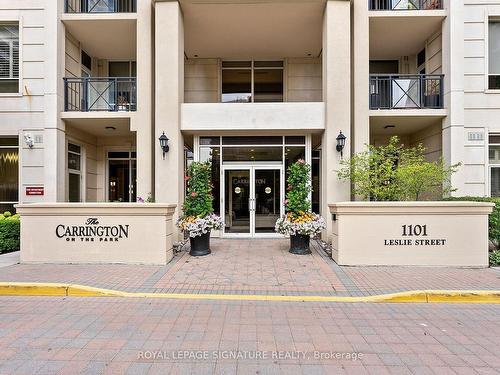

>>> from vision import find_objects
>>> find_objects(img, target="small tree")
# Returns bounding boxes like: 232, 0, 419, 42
337, 137, 403, 201
182, 161, 214, 218
338, 136, 460, 201
285, 160, 312, 218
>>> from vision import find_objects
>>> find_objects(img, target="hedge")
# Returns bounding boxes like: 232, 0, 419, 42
0, 212, 20, 254
444, 197, 500, 249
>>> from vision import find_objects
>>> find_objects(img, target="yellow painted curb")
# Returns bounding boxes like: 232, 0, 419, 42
0, 283, 499, 303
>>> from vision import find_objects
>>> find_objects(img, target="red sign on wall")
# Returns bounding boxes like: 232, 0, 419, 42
26, 186, 44, 196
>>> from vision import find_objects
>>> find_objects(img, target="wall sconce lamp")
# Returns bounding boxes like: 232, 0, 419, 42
24, 133, 34, 149
336, 131, 346, 158
159, 132, 169, 159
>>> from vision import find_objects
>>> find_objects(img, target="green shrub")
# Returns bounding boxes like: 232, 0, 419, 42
338, 136, 460, 201
490, 250, 500, 267
0, 212, 20, 254
182, 161, 214, 218
285, 159, 312, 218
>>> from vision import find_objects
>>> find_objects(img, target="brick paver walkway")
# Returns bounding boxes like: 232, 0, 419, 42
0, 239, 499, 296
0, 297, 499, 374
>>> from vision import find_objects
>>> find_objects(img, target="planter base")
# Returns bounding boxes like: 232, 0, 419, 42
289, 234, 311, 255
189, 232, 211, 257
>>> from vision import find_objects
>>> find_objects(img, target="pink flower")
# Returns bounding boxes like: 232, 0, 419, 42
190, 192, 198, 198
297, 159, 305, 165
284, 199, 289, 205
184, 175, 190, 181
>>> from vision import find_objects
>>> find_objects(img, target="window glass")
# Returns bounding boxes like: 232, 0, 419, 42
68, 173, 81, 202
222, 136, 282, 146
0, 137, 18, 146
0, 23, 19, 93
285, 136, 306, 145
200, 137, 220, 146
254, 61, 283, 68
109, 61, 132, 77
492, 168, 500, 197
490, 145, 500, 164
254, 68, 283, 102
489, 21, 500, 89
222, 147, 282, 162
108, 151, 130, 159
221, 69, 251, 103
0, 143, 19, 205
222, 61, 251, 68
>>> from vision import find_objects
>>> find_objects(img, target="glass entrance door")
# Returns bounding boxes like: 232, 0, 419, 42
107, 151, 136, 202
223, 165, 283, 237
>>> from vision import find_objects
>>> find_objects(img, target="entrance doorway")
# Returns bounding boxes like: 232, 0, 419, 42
223, 164, 283, 237
107, 151, 137, 202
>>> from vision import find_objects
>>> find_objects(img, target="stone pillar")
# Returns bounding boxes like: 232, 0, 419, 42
442, 0, 466, 194
133, 0, 154, 200
322, 0, 351, 239
154, 1, 184, 234
43, 0, 66, 202
352, 0, 370, 160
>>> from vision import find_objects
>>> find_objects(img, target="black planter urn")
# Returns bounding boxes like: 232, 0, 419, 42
189, 231, 211, 256
289, 234, 311, 255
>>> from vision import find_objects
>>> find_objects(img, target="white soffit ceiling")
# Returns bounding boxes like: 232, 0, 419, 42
180, 0, 326, 59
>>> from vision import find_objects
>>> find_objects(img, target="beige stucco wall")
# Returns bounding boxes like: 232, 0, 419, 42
330, 202, 493, 267
17, 203, 176, 265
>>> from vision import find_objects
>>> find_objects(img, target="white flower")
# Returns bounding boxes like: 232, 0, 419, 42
275, 213, 326, 236
176, 214, 224, 238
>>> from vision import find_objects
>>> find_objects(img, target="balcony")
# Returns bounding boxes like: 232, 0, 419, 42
64, 77, 136, 112
370, 74, 443, 110
65, 0, 136, 13
369, 0, 442, 11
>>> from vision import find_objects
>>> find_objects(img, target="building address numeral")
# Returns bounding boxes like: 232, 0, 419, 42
402, 225, 428, 237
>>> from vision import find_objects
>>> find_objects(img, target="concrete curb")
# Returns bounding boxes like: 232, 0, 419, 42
0, 283, 499, 303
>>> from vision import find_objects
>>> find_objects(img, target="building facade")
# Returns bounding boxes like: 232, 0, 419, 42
0, 0, 499, 239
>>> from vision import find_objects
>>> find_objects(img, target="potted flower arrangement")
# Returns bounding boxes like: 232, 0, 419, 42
275, 160, 326, 255
176, 161, 223, 256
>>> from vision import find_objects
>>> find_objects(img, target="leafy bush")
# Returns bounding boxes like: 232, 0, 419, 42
182, 161, 214, 218
275, 160, 326, 237
177, 161, 222, 237
444, 196, 500, 251
490, 250, 500, 267
0, 212, 20, 254
338, 136, 460, 201
285, 159, 312, 217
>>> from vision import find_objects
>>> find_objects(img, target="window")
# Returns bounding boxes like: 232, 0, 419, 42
221, 61, 284, 103
489, 20, 500, 90
0, 137, 19, 213
68, 143, 82, 202
0, 23, 19, 93
490, 135, 500, 197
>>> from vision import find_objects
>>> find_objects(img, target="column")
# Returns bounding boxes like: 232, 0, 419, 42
133, 0, 154, 199
154, 1, 184, 230
441, 0, 466, 194
43, 0, 66, 202
322, 0, 351, 238
352, 0, 370, 158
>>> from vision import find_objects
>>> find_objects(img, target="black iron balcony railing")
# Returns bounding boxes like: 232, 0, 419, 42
65, 0, 136, 13
370, 74, 444, 110
369, 0, 442, 10
64, 77, 137, 112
